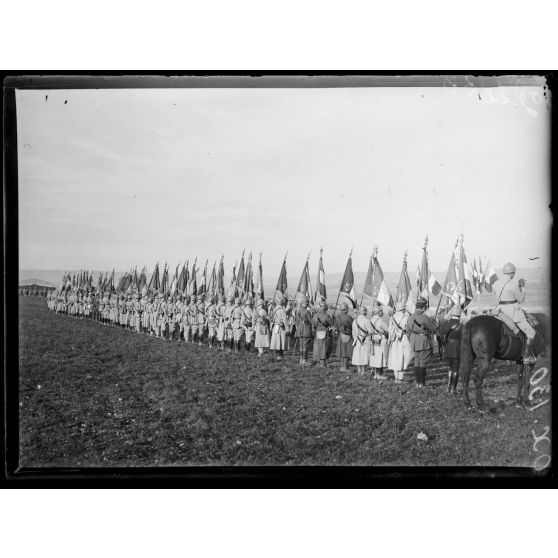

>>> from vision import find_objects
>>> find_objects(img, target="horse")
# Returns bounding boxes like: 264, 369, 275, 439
456, 312, 549, 410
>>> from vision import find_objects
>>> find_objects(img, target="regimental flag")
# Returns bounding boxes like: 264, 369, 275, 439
418, 236, 441, 300
294, 257, 312, 303
108, 269, 115, 292
138, 267, 147, 296
476, 256, 484, 294
472, 258, 481, 294
236, 251, 245, 296
160, 264, 169, 295
428, 273, 442, 297
441, 250, 459, 316
87, 271, 93, 290
228, 262, 238, 299
339, 253, 356, 309
188, 259, 197, 296
255, 254, 264, 300
208, 261, 217, 297
100, 272, 108, 292
181, 261, 190, 295
243, 252, 254, 300
395, 253, 412, 306
198, 260, 208, 295
274, 255, 288, 301
170, 264, 179, 296
116, 271, 127, 293
406, 264, 422, 314
148, 263, 160, 294
96, 272, 103, 293
482, 259, 498, 293
314, 248, 327, 305
132, 267, 140, 292
217, 256, 225, 298
177, 264, 186, 295
363, 250, 394, 308
457, 241, 474, 308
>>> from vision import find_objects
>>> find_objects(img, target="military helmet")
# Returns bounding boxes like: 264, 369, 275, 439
416, 297, 427, 310
395, 301, 405, 311
339, 301, 348, 312
191, 295, 197, 301
503, 262, 516, 274
358, 305, 368, 315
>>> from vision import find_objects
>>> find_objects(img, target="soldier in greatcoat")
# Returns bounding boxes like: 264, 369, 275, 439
334, 302, 353, 372
351, 306, 372, 375
270, 297, 289, 361
369, 305, 390, 380
387, 301, 412, 383
242, 298, 255, 353
254, 298, 270, 356
312, 299, 333, 367
295, 297, 314, 366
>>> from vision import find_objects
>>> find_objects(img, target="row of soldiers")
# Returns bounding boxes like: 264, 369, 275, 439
46, 287, 463, 388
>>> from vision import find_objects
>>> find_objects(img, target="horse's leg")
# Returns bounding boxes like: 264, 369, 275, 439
474, 357, 490, 411
450, 360, 460, 394
463, 361, 472, 408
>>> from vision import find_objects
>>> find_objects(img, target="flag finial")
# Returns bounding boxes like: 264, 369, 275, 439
403, 250, 408, 262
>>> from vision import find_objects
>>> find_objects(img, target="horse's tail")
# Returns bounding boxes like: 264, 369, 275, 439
459, 321, 474, 381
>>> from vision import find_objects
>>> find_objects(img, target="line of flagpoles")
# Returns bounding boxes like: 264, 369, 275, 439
57, 234, 499, 318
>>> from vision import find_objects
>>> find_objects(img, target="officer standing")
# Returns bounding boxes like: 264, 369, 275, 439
406, 297, 438, 388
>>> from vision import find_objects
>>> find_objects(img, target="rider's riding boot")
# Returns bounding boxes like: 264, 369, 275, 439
522, 337, 535, 364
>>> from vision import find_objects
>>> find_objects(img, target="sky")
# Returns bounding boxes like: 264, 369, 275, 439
17, 84, 551, 280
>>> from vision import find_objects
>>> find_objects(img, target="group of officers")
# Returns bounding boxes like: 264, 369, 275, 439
45, 260, 534, 389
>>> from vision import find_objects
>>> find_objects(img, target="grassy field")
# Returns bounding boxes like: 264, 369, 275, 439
18, 297, 551, 468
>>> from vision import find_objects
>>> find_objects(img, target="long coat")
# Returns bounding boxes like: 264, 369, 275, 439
387, 310, 412, 372
351, 315, 372, 366
312, 309, 333, 360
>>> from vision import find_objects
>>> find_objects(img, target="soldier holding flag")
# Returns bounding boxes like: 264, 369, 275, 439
270, 296, 289, 361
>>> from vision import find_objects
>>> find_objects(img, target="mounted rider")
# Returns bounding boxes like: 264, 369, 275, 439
495, 262, 536, 364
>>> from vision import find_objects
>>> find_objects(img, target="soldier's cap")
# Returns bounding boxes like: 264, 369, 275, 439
244, 299, 253, 306
395, 301, 405, 311
280, 296, 287, 305
339, 301, 349, 312
319, 299, 328, 309
416, 297, 427, 310
358, 305, 368, 315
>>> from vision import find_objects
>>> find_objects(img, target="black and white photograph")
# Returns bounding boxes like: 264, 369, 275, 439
7, 74, 552, 474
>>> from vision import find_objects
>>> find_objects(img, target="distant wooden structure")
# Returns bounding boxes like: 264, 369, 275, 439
19, 278, 56, 297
